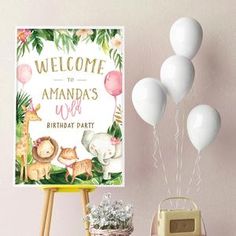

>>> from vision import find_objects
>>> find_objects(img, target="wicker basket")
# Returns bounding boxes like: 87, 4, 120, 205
90, 227, 134, 236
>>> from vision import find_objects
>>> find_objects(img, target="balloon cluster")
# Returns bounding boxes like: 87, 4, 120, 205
132, 17, 221, 153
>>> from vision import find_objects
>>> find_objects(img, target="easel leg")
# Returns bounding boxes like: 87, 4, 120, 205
40, 189, 51, 236
40, 189, 56, 236
81, 189, 90, 236
44, 189, 56, 236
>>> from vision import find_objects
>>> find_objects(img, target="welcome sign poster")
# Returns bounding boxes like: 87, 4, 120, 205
15, 28, 124, 186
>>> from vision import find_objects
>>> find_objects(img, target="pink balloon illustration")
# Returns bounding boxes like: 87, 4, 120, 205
104, 70, 122, 96
104, 70, 122, 122
17, 64, 32, 86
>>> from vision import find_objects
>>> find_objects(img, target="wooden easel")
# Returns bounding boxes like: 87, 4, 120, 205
40, 185, 96, 236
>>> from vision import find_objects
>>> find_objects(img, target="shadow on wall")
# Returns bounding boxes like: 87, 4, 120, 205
193, 36, 234, 154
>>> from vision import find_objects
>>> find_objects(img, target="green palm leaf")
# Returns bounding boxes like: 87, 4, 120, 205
16, 90, 31, 124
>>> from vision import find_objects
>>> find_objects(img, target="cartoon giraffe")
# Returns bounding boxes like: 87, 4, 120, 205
16, 102, 41, 182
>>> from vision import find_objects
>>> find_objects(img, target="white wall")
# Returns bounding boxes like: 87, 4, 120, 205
0, 0, 235, 235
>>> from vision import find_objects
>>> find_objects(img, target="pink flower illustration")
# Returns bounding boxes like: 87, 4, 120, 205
76, 29, 93, 39
17, 29, 31, 43
111, 34, 122, 49
34, 138, 43, 147
111, 137, 121, 145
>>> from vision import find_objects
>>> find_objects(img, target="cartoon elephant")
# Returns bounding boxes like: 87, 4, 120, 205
81, 130, 122, 180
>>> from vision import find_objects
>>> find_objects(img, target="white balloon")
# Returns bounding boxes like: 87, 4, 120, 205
132, 78, 167, 126
170, 17, 203, 59
160, 55, 195, 104
187, 105, 221, 153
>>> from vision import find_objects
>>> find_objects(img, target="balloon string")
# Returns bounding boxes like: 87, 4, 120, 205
154, 126, 173, 207
195, 154, 202, 193
113, 96, 117, 122
178, 110, 185, 197
195, 154, 202, 192
175, 108, 180, 207
152, 126, 159, 169
186, 153, 202, 195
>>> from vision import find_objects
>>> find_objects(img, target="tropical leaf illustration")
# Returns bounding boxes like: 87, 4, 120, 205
109, 49, 123, 70
53, 30, 76, 53
16, 90, 31, 124
29, 30, 44, 55
107, 121, 122, 140
15, 157, 122, 185
17, 28, 123, 69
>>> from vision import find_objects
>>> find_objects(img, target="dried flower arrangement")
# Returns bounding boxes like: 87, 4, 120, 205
85, 193, 133, 235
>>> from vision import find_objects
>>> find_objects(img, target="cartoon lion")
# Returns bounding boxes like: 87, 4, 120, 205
28, 136, 59, 181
